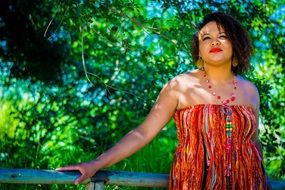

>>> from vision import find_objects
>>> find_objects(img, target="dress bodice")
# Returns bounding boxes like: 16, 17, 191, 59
169, 104, 269, 190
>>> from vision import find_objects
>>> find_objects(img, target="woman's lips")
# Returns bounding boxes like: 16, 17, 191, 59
210, 47, 222, 53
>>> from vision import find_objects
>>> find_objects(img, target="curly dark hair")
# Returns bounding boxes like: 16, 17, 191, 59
191, 12, 252, 75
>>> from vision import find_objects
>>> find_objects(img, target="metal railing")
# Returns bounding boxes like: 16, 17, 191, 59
0, 168, 168, 189
0, 168, 285, 189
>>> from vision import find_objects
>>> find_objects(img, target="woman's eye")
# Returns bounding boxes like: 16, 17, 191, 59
219, 35, 228, 39
202, 37, 210, 41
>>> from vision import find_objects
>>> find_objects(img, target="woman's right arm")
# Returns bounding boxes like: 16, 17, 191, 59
57, 78, 181, 184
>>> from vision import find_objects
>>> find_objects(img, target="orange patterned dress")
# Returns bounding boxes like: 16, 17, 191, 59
169, 104, 269, 190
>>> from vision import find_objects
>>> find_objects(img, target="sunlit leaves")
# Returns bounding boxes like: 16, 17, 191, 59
0, 1, 284, 189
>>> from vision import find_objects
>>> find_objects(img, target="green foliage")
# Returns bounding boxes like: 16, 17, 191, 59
0, 0, 284, 189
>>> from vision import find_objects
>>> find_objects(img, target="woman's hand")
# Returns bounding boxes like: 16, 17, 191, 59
56, 161, 99, 184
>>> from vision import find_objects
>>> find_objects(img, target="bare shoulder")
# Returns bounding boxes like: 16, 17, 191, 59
237, 75, 260, 109
237, 76, 259, 96
161, 70, 201, 109
151, 70, 200, 114
167, 69, 200, 89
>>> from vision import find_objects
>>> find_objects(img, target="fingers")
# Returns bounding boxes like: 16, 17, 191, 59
56, 163, 97, 185
56, 165, 80, 171
56, 165, 91, 185
75, 173, 88, 185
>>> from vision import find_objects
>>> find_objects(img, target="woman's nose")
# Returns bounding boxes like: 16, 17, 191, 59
211, 39, 220, 46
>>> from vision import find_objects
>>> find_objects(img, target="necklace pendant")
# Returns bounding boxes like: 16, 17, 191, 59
220, 105, 232, 116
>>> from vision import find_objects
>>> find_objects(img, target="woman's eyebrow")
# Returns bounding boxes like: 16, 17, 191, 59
201, 31, 226, 35
201, 32, 210, 36
200, 31, 226, 38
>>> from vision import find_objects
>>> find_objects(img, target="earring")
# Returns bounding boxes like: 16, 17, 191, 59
196, 57, 204, 69
232, 57, 238, 67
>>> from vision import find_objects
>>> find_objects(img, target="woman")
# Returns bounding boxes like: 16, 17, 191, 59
58, 12, 269, 189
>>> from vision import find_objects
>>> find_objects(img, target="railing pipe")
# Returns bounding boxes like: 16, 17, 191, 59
0, 168, 168, 188
1, 168, 285, 189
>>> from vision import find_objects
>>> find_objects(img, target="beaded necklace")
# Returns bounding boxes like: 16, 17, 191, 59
203, 70, 237, 188
203, 70, 237, 105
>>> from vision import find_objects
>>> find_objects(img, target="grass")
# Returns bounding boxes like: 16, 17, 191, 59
105, 121, 177, 190
0, 121, 178, 190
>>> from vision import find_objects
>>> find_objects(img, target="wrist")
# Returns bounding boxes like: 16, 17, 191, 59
92, 153, 111, 168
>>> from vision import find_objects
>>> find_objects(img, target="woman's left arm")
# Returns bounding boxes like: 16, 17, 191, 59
251, 83, 263, 159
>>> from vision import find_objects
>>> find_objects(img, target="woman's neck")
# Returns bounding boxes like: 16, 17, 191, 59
203, 64, 234, 83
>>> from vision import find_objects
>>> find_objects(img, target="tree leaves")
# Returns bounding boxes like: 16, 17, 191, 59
0, 1, 284, 187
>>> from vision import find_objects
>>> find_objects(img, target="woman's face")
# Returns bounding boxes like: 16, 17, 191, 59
198, 21, 233, 67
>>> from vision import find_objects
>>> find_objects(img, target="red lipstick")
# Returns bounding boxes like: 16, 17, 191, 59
210, 47, 222, 53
